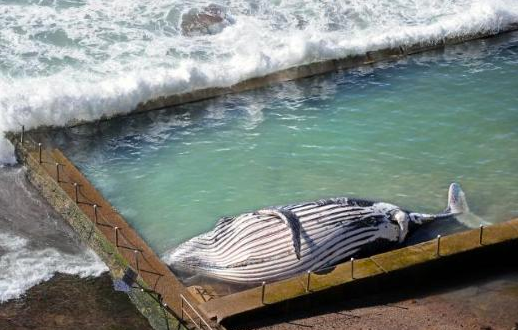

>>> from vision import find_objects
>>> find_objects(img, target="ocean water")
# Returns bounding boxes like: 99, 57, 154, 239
45, 32, 518, 256
0, 167, 107, 302
1, 0, 518, 163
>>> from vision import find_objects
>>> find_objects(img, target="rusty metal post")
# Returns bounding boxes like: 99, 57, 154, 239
180, 297, 184, 321
134, 250, 140, 272
114, 227, 119, 246
351, 257, 355, 279
55, 163, 60, 182
305, 270, 311, 292
164, 303, 171, 330
73, 183, 79, 203
436, 235, 441, 257
38, 143, 42, 163
20, 126, 24, 144
261, 281, 266, 304
479, 225, 484, 245
93, 204, 98, 224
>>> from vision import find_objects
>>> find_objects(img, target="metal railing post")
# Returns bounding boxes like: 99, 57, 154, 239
261, 281, 266, 305
38, 143, 42, 163
73, 183, 79, 203
306, 270, 311, 292
134, 250, 140, 272
436, 235, 441, 257
479, 225, 484, 245
181, 297, 184, 321
162, 302, 170, 330
114, 227, 119, 246
93, 204, 98, 224
351, 257, 355, 279
55, 163, 60, 182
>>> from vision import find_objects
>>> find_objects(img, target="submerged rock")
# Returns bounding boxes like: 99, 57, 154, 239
180, 4, 234, 37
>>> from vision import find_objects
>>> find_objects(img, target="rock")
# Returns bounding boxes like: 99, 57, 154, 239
0, 274, 152, 330
180, 4, 234, 37
53, 314, 66, 326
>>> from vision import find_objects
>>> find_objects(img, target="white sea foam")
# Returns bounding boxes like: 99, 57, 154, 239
1, 0, 518, 163
0, 232, 107, 302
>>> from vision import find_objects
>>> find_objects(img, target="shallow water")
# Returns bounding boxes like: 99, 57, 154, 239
45, 32, 518, 255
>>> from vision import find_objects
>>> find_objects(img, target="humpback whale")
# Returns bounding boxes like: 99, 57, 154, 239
166, 183, 469, 283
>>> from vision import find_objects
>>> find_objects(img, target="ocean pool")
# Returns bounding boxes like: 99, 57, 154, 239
48, 32, 518, 255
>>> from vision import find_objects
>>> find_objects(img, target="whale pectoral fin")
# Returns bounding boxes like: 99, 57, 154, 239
396, 213, 409, 243
257, 208, 302, 260
285, 209, 302, 260
294, 240, 301, 260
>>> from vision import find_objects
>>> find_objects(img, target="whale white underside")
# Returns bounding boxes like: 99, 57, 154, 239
167, 199, 403, 283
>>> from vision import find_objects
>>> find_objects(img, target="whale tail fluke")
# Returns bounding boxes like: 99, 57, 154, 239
446, 182, 489, 228
446, 182, 469, 215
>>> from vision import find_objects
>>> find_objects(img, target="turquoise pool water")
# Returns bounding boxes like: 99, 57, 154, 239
51, 32, 518, 254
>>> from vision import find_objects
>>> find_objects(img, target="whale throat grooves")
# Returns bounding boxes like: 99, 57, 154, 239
168, 199, 403, 283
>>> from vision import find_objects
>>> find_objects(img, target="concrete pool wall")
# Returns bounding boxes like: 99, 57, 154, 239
129, 24, 518, 121
201, 218, 518, 326
47, 23, 518, 128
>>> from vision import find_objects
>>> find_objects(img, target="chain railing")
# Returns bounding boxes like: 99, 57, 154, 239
19, 136, 173, 294
18, 135, 198, 328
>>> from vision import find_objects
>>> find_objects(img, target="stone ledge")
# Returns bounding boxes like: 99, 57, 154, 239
200, 219, 518, 324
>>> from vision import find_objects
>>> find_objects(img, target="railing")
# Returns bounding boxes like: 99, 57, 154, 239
23, 137, 165, 280
180, 294, 214, 330
16, 133, 227, 329
17, 135, 184, 321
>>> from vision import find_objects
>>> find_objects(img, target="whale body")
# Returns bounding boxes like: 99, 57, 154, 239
166, 183, 468, 283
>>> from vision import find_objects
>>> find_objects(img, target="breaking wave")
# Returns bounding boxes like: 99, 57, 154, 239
0, 231, 107, 302
0, 167, 107, 302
